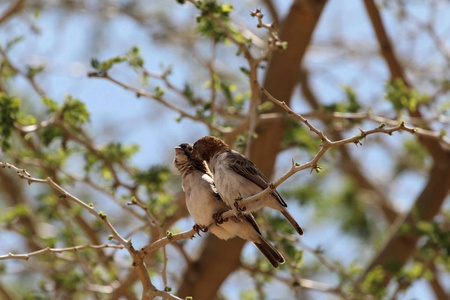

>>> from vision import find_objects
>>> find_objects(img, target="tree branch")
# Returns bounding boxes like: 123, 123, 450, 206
0, 0, 25, 25
0, 161, 180, 300
0, 244, 124, 261
87, 72, 228, 134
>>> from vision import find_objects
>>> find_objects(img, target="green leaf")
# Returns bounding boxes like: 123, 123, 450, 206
282, 120, 318, 153
98, 211, 107, 219
99, 56, 126, 72
91, 55, 126, 75
54, 270, 84, 292
0, 58, 17, 81
0, 93, 21, 151
26, 65, 45, 78
125, 46, 144, 69
17, 114, 36, 126
320, 86, 361, 113
134, 165, 170, 193
276, 41, 288, 50
385, 79, 431, 112
183, 83, 194, 102
5, 36, 24, 52
239, 67, 251, 77
39, 126, 65, 146
61, 95, 90, 127
101, 166, 112, 180
362, 266, 387, 297
195, 1, 235, 42
257, 101, 274, 113
0, 204, 30, 224
101, 142, 139, 162
155, 86, 165, 97
42, 97, 59, 113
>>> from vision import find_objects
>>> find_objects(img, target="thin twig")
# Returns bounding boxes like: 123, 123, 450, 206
241, 264, 347, 297
0, 162, 179, 300
87, 72, 228, 134
0, 244, 124, 261
0, 46, 45, 96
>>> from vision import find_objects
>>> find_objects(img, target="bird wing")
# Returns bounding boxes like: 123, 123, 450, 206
202, 173, 223, 202
227, 150, 287, 207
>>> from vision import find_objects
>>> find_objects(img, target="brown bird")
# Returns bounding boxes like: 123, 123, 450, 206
193, 136, 304, 236
174, 143, 285, 268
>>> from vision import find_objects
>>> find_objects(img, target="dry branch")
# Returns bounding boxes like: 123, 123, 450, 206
0, 244, 124, 261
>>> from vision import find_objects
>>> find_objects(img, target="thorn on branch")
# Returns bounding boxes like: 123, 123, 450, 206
358, 128, 366, 137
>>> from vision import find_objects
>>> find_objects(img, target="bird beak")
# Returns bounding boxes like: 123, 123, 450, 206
174, 146, 183, 154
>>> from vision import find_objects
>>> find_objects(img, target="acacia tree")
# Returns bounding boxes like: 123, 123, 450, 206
0, 0, 449, 299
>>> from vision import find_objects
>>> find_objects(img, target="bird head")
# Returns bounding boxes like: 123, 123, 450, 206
193, 136, 229, 162
174, 143, 194, 165
174, 142, 211, 175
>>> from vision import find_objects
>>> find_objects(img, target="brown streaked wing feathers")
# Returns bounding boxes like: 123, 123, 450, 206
227, 150, 287, 207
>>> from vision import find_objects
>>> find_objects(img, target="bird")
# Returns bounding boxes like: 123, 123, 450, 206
192, 136, 304, 236
173, 143, 285, 268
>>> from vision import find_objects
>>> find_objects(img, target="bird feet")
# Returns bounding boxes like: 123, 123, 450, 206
193, 224, 208, 236
234, 200, 247, 212
212, 211, 229, 225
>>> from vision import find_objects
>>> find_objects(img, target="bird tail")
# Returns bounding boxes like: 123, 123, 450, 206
281, 208, 304, 236
252, 238, 285, 268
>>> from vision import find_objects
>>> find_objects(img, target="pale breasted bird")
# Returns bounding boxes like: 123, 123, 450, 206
192, 136, 304, 236
174, 143, 285, 268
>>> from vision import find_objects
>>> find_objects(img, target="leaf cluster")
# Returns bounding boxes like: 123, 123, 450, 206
320, 86, 362, 113
385, 79, 432, 112
90, 46, 145, 76
195, 1, 234, 42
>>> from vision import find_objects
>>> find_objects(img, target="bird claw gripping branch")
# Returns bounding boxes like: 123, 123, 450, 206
193, 224, 208, 236
234, 200, 247, 212
212, 211, 229, 225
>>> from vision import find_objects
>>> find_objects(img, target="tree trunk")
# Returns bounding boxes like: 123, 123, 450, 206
176, 1, 329, 298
